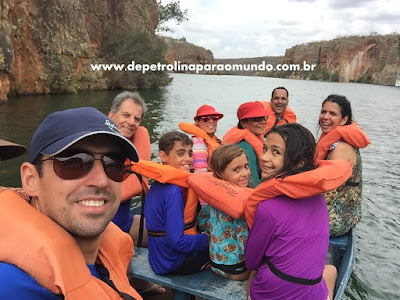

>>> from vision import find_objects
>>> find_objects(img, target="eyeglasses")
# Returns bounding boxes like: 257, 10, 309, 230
42, 151, 131, 182
199, 116, 220, 122
250, 116, 267, 122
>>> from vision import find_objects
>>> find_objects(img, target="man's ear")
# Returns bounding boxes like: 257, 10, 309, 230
20, 162, 40, 197
107, 111, 114, 119
158, 150, 168, 164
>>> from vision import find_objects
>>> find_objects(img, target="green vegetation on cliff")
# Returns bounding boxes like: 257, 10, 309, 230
101, 28, 171, 90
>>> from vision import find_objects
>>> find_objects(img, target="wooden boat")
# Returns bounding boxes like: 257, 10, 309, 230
130, 205, 356, 299
329, 227, 357, 300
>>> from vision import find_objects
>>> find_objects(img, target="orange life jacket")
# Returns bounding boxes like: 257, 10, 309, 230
0, 186, 29, 200
0, 190, 141, 300
121, 126, 151, 202
222, 126, 264, 163
245, 159, 353, 228
131, 160, 199, 235
187, 172, 253, 219
179, 122, 222, 156
316, 122, 371, 160
257, 101, 297, 134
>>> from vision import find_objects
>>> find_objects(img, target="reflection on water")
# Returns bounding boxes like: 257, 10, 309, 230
1, 74, 399, 299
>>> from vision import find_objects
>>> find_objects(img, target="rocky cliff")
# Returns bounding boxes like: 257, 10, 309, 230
163, 37, 214, 66
283, 34, 400, 85
0, 0, 160, 102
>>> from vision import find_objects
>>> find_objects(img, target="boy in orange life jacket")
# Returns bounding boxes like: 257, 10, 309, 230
0, 107, 142, 299
144, 131, 209, 275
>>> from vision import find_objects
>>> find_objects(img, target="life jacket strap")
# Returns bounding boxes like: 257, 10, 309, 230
344, 180, 360, 187
132, 172, 146, 247
103, 277, 137, 300
184, 219, 196, 231
147, 219, 196, 238
210, 260, 246, 275
147, 230, 166, 237
264, 257, 322, 285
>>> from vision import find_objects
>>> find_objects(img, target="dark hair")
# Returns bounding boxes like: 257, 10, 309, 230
210, 144, 246, 180
33, 154, 44, 177
271, 87, 289, 99
263, 123, 316, 181
322, 94, 352, 125
158, 131, 193, 155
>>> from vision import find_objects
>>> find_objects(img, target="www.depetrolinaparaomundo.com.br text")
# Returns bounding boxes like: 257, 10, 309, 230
90, 61, 317, 73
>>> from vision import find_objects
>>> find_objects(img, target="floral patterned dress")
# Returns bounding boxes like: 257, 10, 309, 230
197, 204, 248, 278
324, 144, 363, 237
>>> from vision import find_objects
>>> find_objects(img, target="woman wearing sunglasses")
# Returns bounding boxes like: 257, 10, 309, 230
223, 102, 274, 187
179, 105, 223, 174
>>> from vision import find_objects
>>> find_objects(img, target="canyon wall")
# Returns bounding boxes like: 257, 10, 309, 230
164, 37, 214, 66
0, 0, 159, 102
283, 34, 400, 85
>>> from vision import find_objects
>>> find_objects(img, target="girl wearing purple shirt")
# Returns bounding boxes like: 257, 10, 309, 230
245, 124, 337, 300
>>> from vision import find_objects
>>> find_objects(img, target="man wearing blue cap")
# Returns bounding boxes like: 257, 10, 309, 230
0, 107, 143, 299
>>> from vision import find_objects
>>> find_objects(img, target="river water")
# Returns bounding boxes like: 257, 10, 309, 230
1, 73, 399, 299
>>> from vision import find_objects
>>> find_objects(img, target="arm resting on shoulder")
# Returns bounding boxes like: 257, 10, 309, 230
327, 142, 356, 164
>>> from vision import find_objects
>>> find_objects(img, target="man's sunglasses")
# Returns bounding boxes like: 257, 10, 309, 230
42, 151, 131, 182
249, 116, 267, 122
199, 115, 221, 122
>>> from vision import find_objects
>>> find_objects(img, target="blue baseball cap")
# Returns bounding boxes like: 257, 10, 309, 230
29, 107, 139, 163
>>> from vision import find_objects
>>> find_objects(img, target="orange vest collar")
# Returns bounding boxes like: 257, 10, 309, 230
257, 101, 297, 134
0, 190, 141, 299
121, 126, 151, 202
131, 160, 198, 234
222, 126, 264, 160
179, 122, 221, 155
245, 159, 353, 228
187, 172, 252, 219
316, 122, 370, 160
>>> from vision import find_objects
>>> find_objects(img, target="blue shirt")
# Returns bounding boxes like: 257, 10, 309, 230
0, 262, 100, 299
112, 199, 134, 232
144, 181, 208, 275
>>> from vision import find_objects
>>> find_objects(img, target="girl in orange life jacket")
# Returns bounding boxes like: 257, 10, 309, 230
197, 144, 251, 281
317, 94, 370, 237
245, 124, 337, 300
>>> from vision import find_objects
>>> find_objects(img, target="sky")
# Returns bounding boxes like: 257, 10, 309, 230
160, 0, 400, 59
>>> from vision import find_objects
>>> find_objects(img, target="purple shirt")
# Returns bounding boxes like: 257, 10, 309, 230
245, 194, 329, 300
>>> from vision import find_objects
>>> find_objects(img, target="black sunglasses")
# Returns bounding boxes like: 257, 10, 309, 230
250, 116, 267, 122
199, 115, 220, 122
42, 151, 131, 182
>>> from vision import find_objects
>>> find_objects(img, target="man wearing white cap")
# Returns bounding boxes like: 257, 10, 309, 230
0, 107, 142, 299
